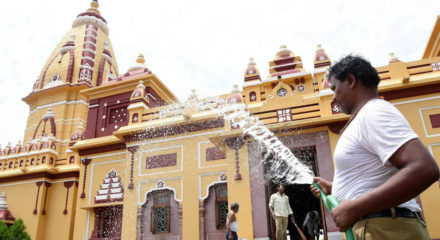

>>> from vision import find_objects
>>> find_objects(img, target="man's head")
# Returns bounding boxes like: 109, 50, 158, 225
231, 202, 239, 213
328, 55, 380, 114
277, 183, 284, 194
310, 211, 316, 219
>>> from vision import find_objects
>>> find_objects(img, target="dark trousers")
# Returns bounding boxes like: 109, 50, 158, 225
226, 231, 238, 240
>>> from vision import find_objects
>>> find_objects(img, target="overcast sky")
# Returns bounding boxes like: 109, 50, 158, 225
0, 0, 439, 147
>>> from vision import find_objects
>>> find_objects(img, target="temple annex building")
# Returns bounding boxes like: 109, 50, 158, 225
0, 1, 439, 240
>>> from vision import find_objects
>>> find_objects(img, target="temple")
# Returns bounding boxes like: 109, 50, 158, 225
0, 1, 439, 239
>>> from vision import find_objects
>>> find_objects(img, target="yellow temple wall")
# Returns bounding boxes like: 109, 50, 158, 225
0, 178, 77, 240
72, 149, 126, 240
390, 92, 440, 238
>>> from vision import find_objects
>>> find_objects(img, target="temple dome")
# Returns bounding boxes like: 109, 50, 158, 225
244, 58, 261, 82
33, 0, 119, 91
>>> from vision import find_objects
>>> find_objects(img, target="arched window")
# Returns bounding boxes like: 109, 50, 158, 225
249, 91, 257, 102
9, 162, 13, 168
42, 156, 46, 163
31, 158, 35, 165
19, 160, 24, 167
69, 156, 75, 163
49, 157, 54, 164
215, 184, 228, 229
0, 163, 3, 170
151, 190, 171, 234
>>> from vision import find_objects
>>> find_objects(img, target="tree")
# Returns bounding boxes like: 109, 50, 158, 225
0, 221, 8, 238
0, 219, 31, 240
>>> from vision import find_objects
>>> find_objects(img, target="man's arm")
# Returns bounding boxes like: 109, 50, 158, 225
269, 195, 275, 219
332, 138, 439, 231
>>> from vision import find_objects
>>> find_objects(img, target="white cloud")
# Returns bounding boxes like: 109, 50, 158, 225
0, 0, 439, 146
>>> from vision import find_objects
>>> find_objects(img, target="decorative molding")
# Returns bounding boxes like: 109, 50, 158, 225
139, 145, 183, 177
78, 143, 126, 156
41, 181, 52, 215
33, 181, 44, 214
225, 136, 246, 180
63, 181, 75, 214
127, 146, 139, 189
123, 119, 225, 143
29, 100, 88, 115
80, 157, 92, 198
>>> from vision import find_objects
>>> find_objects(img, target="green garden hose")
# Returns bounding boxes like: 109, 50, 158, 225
312, 182, 355, 240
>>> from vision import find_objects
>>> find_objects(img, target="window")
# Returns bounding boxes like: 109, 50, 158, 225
151, 190, 171, 234
49, 157, 54, 164
19, 160, 24, 167
31, 158, 35, 165
8, 162, 13, 168
215, 184, 228, 229
69, 156, 75, 163
277, 109, 292, 122
132, 113, 139, 123
42, 156, 46, 164
249, 91, 257, 102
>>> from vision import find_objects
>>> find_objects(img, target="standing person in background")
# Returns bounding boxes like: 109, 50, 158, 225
302, 211, 321, 240
310, 55, 439, 240
226, 202, 239, 240
269, 184, 295, 240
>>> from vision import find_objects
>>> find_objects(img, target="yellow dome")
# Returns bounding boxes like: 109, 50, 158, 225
33, 0, 119, 91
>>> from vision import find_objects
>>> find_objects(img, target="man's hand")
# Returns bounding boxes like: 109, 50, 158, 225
290, 215, 295, 223
228, 231, 233, 240
310, 177, 332, 199
330, 199, 361, 232
272, 212, 276, 220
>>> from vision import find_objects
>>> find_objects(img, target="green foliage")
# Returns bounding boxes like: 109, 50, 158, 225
0, 219, 31, 240
0, 221, 8, 238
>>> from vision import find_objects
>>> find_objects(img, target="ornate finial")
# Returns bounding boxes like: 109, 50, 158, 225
277, 45, 292, 55
136, 80, 144, 88
0, 192, 7, 210
87, 0, 100, 14
231, 84, 240, 93
317, 44, 323, 51
389, 52, 399, 63
43, 108, 54, 120
136, 54, 145, 64
248, 58, 256, 66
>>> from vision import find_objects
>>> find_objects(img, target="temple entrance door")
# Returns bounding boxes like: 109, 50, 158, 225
266, 146, 328, 240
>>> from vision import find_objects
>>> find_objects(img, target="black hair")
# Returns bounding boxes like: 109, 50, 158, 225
231, 202, 239, 210
277, 183, 284, 188
328, 55, 380, 89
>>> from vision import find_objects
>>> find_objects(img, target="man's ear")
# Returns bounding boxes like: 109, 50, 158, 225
346, 73, 357, 89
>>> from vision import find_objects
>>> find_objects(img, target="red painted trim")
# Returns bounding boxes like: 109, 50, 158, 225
381, 83, 440, 101
0, 171, 79, 184
96, 58, 106, 86
66, 50, 75, 83
146, 153, 177, 169
78, 143, 126, 156
40, 54, 59, 89
33, 181, 43, 214
429, 114, 440, 128
41, 182, 52, 215
124, 119, 225, 142
206, 147, 226, 161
